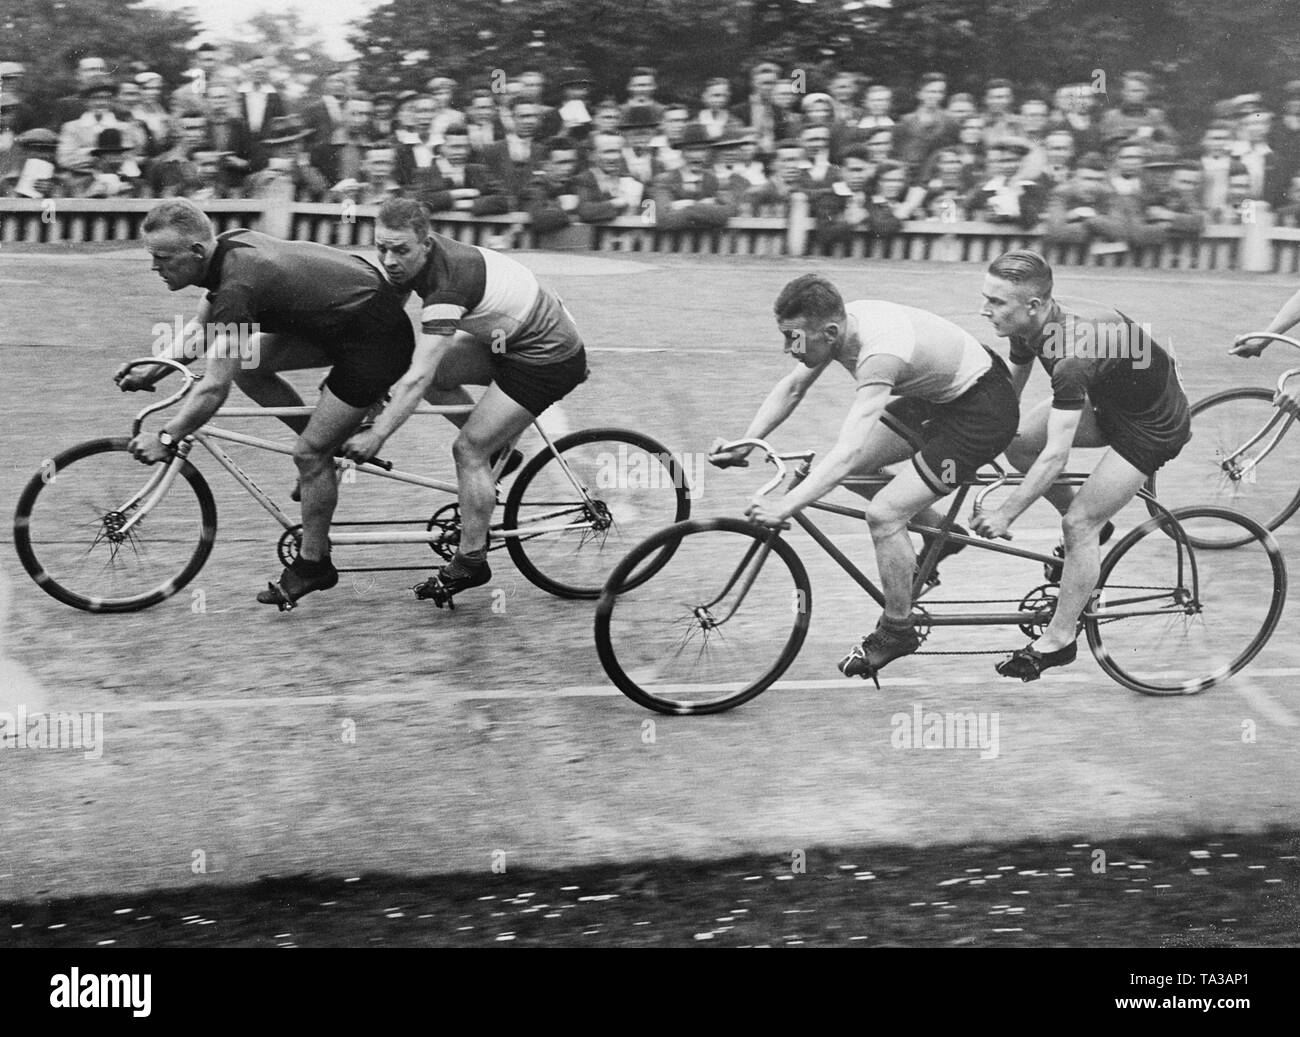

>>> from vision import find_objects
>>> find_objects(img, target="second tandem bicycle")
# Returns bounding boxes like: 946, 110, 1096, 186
594, 438, 1288, 715
12, 358, 692, 613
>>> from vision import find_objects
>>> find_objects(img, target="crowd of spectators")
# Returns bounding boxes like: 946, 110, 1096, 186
4, 46, 1300, 251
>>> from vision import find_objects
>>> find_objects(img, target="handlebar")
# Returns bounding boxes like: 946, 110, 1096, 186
1231, 333, 1300, 394
117, 355, 395, 470
717, 438, 816, 499
121, 357, 198, 437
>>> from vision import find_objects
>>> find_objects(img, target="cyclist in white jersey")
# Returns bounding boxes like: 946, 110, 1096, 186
710, 273, 1019, 681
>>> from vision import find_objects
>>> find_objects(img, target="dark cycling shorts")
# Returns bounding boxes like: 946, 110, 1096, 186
881, 351, 1019, 495
1092, 397, 1192, 477
492, 346, 589, 417
317, 293, 417, 408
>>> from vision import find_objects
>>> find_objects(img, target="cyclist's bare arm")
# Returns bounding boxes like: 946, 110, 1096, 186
975, 404, 1081, 537
156, 347, 242, 439
753, 383, 890, 521
350, 331, 455, 450
710, 359, 829, 466
1009, 358, 1034, 399
116, 298, 212, 390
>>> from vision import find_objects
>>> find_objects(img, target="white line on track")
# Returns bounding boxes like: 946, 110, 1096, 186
66, 668, 1300, 712
1230, 677, 1300, 728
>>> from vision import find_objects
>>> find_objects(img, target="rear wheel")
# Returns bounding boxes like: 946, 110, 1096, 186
1085, 506, 1286, 695
503, 428, 690, 599
12, 437, 217, 612
1145, 387, 1300, 547
594, 518, 811, 715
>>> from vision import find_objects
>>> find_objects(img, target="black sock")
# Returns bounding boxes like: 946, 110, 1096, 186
457, 548, 487, 566
294, 553, 332, 573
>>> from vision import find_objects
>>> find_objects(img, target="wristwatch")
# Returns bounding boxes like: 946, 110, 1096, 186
157, 430, 178, 449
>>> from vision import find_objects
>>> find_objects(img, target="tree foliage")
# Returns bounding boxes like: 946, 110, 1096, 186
0, 0, 199, 106
348, 0, 1300, 130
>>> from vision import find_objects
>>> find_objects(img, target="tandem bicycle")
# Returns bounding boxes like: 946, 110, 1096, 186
594, 438, 1287, 714
13, 357, 691, 612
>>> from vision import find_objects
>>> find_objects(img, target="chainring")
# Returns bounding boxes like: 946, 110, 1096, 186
277, 524, 303, 567
426, 503, 461, 560
1017, 583, 1059, 638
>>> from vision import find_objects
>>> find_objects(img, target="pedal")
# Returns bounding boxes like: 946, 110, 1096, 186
837, 646, 882, 689
413, 576, 455, 610
263, 580, 296, 612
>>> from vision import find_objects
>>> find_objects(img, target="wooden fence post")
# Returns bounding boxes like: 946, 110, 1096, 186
786, 193, 810, 256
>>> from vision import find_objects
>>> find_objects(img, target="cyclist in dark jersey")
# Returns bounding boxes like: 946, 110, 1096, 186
117, 197, 416, 608
974, 249, 1191, 679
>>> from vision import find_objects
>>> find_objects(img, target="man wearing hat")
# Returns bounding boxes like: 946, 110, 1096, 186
1230, 95, 1276, 203
743, 137, 815, 215
69, 126, 145, 197
556, 67, 594, 138
57, 76, 141, 171
521, 135, 585, 233
651, 123, 737, 229
2, 127, 59, 197
1, 62, 40, 134
243, 115, 327, 201
49, 55, 110, 127
1144, 160, 1206, 239
616, 105, 664, 186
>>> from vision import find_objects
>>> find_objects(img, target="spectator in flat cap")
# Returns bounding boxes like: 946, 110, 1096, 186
0, 61, 39, 134
617, 105, 666, 187
1098, 71, 1178, 147
2, 127, 60, 197
652, 122, 736, 228
1109, 139, 1148, 197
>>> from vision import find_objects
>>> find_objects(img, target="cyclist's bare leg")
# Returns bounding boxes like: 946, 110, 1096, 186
232, 333, 332, 436
842, 421, 950, 529
453, 384, 536, 552
863, 465, 943, 622
423, 385, 476, 429
1034, 449, 1146, 653
1006, 395, 1107, 515
294, 387, 369, 561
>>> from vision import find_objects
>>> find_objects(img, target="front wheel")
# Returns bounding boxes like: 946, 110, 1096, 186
1145, 387, 1300, 547
503, 427, 691, 599
1085, 506, 1286, 695
594, 518, 811, 715
12, 437, 217, 612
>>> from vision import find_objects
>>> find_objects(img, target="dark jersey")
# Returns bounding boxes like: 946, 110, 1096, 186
199, 229, 392, 334
1008, 297, 1187, 421
393, 231, 581, 364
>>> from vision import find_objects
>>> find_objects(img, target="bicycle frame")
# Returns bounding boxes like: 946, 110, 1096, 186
116, 358, 611, 560
726, 440, 1201, 633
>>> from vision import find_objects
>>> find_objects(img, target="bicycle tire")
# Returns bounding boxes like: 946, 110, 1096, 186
503, 427, 690, 599
13, 437, 217, 613
594, 517, 811, 715
1086, 505, 1286, 695
1145, 387, 1300, 548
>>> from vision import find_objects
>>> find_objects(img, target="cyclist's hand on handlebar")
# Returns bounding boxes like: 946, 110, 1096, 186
745, 500, 790, 530
971, 506, 1013, 541
340, 429, 384, 465
708, 437, 751, 468
114, 363, 157, 392
1229, 334, 1269, 358
127, 432, 172, 465
1274, 385, 1300, 418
